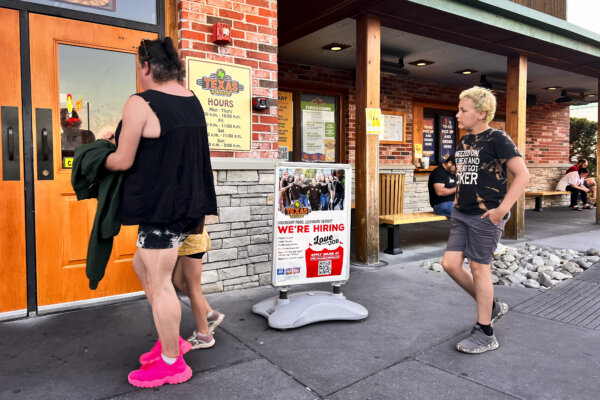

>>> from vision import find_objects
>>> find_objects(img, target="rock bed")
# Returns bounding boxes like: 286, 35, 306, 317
422, 246, 600, 289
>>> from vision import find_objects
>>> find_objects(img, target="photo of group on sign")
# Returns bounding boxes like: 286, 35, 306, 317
278, 168, 345, 213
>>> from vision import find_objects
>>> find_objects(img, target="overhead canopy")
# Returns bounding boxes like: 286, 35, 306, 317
279, 0, 600, 104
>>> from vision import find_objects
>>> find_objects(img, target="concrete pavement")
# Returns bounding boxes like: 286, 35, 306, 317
1, 208, 599, 400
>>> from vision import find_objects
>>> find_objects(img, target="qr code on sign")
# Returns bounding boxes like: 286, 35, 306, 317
278, 146, 289, 160
318, 260, 332, 275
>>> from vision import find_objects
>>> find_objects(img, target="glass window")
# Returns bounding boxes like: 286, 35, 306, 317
300, 94, 337, 163
58, 44, 136, 168
423, 109, 457, 165
22, 0, 157, 24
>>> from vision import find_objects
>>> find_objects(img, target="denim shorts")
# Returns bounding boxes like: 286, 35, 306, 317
136, 217, 203, 250
446, 209, 508, 265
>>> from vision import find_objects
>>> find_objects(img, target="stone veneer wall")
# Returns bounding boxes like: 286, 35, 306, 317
525, 164, 572, 209
201, 168, 275, 294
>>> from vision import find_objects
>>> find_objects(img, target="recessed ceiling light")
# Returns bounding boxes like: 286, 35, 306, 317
544, 86, 561, 90
455, 69, 477, 75
408, 59, 434, 67
322, 43, 350, 51
585, 93, 597, 98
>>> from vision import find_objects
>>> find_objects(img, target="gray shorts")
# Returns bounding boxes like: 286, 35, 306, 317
446, 209, 508, 265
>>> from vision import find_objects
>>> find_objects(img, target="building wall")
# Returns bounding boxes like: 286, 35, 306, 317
280, 60, 571, 213
175, 12, 571, 292
178, 0, 279, 159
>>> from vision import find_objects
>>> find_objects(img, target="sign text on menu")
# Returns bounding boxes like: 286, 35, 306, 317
186, 57, 252, 151
438, 116, 456, 162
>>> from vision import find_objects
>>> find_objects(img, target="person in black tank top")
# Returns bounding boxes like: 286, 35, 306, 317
104, 37, 216, 388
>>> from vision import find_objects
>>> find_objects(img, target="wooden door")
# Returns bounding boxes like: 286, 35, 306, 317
29, 14, 156, 306
0, 8, 27, 314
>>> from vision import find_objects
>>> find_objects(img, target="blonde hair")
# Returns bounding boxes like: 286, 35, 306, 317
459, 86, 496, 123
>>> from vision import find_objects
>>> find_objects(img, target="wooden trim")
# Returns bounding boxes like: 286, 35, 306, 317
504, 54, 527, 239
165, 0, 178, 49
355, 14, 380, 264
380, 110, 406, 144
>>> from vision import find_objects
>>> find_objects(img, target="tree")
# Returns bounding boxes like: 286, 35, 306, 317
570, 117, 597, 177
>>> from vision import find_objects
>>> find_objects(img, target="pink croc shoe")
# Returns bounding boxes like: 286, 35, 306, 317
139, 336, 192, 365
128, 354, 192, 388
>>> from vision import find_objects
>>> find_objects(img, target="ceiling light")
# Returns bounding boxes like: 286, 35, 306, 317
408, 59, 434, 67
585, 93, 597, 98
455, 69, 477, 75
555, 89, 572, 103
544, 86, 561, 90
322, 43, 350, 51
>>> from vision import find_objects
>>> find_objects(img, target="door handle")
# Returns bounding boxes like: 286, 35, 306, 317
7, 127, 14, 160
2, 106, 20, 181
36, 108, 54, 180
41, 128, 49, 161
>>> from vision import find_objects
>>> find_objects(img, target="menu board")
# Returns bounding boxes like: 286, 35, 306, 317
278, 91, 293, 159
422, 117, 435, 162
186, 57, 252, 151
301, 94, 336, 163
438, 116, 456, 162
381, 113, 404, 142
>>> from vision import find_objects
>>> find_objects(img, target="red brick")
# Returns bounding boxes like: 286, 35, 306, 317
219, 9, 244, 20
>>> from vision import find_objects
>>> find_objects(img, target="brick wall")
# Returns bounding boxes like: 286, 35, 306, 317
178, 0, 279, 159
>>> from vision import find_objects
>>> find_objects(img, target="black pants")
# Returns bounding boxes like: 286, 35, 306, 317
566, 185, 588, 206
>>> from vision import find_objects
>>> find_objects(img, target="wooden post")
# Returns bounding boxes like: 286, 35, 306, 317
355, 14, 380, 264
597, 79, 599, 224
504, 55, 527, 239
165, 0, 178, 49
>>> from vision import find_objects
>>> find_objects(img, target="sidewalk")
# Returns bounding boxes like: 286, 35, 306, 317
1, 209, 599, 399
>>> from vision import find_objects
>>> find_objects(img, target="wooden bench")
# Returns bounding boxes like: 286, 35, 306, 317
525, 190, 569, 211
379, 173, 447, 254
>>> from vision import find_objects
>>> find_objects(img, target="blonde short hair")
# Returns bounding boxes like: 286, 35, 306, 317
459, 86, 496, 123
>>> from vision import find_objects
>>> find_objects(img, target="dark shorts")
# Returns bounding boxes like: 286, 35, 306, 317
446, 209, 508, 265
137, 217, 203, 250
185, 252, 206, 259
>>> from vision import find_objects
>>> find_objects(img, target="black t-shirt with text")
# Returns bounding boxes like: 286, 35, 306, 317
428, 165, 457, 207
454, 128, 521, 214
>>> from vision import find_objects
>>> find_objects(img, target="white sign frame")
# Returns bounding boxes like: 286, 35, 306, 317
272, 162, 352, 287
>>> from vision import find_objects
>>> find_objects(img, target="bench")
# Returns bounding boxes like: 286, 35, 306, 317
525, 190, 569, 211
379, 173, 447, 254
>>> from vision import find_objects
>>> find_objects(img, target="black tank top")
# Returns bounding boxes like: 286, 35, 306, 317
115, 89, 217, 225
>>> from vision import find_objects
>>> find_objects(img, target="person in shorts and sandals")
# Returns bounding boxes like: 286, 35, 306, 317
173, 227, 225, 349
104, 37, 217, 387
566, 159, 596, 205
442, 86, 530, 354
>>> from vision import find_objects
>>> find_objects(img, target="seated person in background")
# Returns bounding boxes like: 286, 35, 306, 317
556, 167, 592, 210
428, 155, 457, 217
567, 158, 596, 202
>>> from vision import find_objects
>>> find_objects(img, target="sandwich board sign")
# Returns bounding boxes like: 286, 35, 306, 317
252, 162, 368, 329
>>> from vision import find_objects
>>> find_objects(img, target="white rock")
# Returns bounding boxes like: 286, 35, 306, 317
537, 265, 554, 274
507, 273, 526, 284
490, 274, 499, 284
551, 271, 570, 280
527, 271, 539, 280
531, 257, 544, 266
548, 254, 561, 263
538, 272, 553, 288
432, 263, 444, 273
524, 279, 540, 289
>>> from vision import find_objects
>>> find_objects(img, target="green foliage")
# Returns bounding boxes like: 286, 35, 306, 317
570, 117, 597, 177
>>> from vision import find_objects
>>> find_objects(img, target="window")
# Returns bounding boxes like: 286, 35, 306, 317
278, 85, 345, 163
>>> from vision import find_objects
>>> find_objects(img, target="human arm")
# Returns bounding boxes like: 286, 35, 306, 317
104, 96, 148, 171
433, 183, 456, 197
482, 156, 530, 224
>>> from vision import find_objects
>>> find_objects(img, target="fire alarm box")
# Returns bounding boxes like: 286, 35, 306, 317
252, 97, 269, 110
212, 23, 232, 45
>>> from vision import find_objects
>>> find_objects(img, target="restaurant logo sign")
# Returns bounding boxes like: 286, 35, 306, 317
197, 68, 245, 97
284, 200, 309, 218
